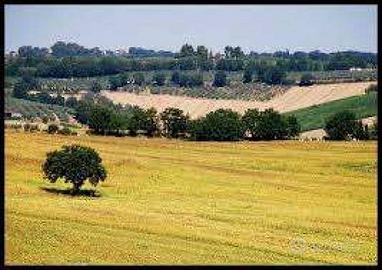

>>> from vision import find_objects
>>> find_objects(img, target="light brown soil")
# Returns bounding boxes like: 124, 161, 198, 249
102, 82, 374, 119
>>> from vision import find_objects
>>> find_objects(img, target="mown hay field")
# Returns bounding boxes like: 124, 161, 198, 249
102, 82, 374, 119
5, 131, 377, 265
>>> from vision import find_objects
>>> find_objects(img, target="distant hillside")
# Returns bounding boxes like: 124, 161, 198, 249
103, 81, 374, 119
283, 91, 377, 131
5, 96, 75, 121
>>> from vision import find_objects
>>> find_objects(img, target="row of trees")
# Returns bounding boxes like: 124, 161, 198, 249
7, 42, 376, 81
71, 94, 301, 141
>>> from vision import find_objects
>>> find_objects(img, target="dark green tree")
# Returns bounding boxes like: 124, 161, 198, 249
90, 80, 102, 93
88, 106, 115, 135
133, 72, 145, 86
213, 71, 227, 87
242, 109, 261, 139
179, 44, 195, 57
190, 109, 244, 141
171, 71, 180, 85
13, 76, 39, 99
145, 107, 158, 137
285, 115, 301, 138
152, 72, 166, 86
160, 107, 189, 138
324, 111, 357, 140
42, 145, 107, 194
254, 109, 288, 140
243, 68, 253, 83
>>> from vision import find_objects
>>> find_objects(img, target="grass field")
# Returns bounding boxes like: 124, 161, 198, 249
284, 91, 377, 131
5, 131, 377, 265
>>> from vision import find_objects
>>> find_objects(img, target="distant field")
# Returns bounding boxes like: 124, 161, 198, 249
103, 82, 374, 119
5, 131, 377, 264
284, 91, 377, 131
5, 96, 75, 121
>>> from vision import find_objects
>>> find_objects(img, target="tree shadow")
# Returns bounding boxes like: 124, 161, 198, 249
40, 187, 101, 198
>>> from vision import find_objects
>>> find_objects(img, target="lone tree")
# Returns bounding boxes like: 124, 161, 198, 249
42, 145, 107, 194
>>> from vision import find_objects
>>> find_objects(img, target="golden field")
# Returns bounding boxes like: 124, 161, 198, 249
5, 130, 377, 264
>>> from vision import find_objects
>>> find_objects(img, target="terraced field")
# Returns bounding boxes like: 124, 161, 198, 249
5, 131, 377, 264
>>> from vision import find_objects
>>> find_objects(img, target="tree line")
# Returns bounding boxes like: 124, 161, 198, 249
63, 93, 301, 141
6, 42, 377, 84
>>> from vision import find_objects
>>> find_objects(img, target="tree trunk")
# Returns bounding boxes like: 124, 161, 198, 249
72, 182, 81, 195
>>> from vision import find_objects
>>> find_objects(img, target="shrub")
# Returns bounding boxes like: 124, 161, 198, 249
58, 127, 72, 135
42, 116, 50, 124
152, 72, 166, 86
23, 123, 31, 132
365, 84, 377, 94
48, 124, 59, 134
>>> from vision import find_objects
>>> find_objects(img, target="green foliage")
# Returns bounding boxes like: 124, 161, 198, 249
190, 109, 244, 141
13, 76, 39, 98
65, 97, 78, 108
365, 84, 377, 94
133, 72, 145, 86
48, 124, 59, 134
58, 127, 73, 136
286, 115, 301, 138
283, 92, 377, 131
242, 109, 261, 137
152, 72, 166, 86
258, 66, 287, 85
88, 106, 116, 134
178, 72, 203, 87
128, 106, 150, 136
42, 145, 107, 193
300, 72, 315, 82
90, 80, 102, 93
213, 71, 227, 87
243, 68, 253, 83
171, 71, 180, 85
242, 109, 298, 140
160, 107, 189, 138
353, 121, 369, 140
324, 111, 357, 140
179, 44, 195, 58
5, 96, 74, 121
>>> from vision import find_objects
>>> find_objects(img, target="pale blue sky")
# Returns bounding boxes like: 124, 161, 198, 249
5, 5, 378, 53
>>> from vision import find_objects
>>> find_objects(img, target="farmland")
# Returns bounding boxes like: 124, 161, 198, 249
283, 91, 377, 131
103, 81, 374, 119
5, 95, 75, 121
5, 130, 377, 264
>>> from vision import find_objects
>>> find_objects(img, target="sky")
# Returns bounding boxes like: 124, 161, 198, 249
4, 5, 378, 53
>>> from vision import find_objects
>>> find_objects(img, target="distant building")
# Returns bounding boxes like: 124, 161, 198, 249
349, 67, 363, 72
